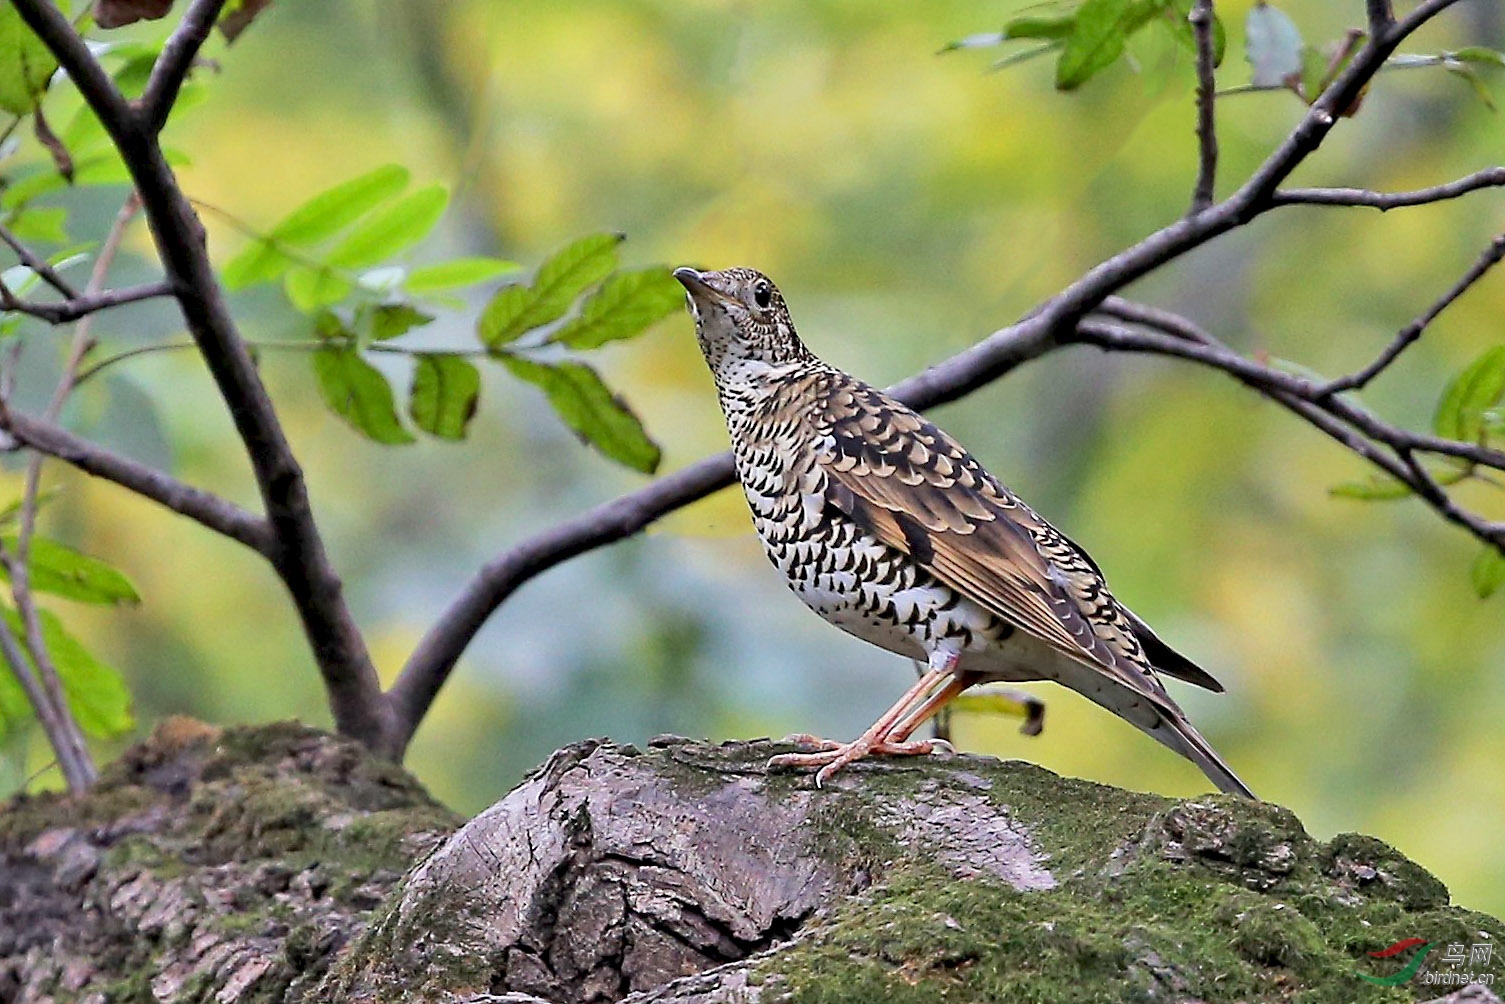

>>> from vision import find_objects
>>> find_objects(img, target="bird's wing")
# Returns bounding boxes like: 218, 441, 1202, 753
813, 378, 1181, 702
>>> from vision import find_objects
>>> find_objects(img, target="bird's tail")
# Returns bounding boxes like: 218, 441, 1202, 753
1144, 707, 1256, 799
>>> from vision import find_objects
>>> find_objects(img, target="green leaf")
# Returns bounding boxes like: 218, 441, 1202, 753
0, 604, 134, 738
1245, 1, 1303, 88
1329, 474, 1413, 501
272, 164, 411, 247
0, 638, 29, 736
1446, 64, 1496, 111
410, 354, 481, 440
1055, 0, 1159, 90
478, 285, 535, 348
0, 5, 59, 116
1296, 43, 1331, 101
501, 355, 660, 473
1451, 46, 1505, 69
1164, 0, 1225, 65
222, 242, 294, 291
1006, 12, 1078, 41
479, 232, 624, 347
311, 347, 415, 444
1472, 546, 1505, 599
553, 267, 686, 349
284, 265, 353, 314
1434, 346, 1505, 444
5, 206, 68, 244
0, 490, 57, 530
366, 303, 434, 342
326, 184, 448, 270
405, 257, 521, 294
223, 165, 412, 290
0, 535, 140, 606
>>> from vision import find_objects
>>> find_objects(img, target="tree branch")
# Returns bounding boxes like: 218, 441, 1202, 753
0, 607, 91, 788
0, 408, 274, 555
0, 223, 78, 299
1367, 0, 1396, 41
1070, 319, 1505, 550
1188, 0, 1218, 214
1320, 231, 1505, 396
1273, 166, 1505, 210
139, 0, 228, 133
0, 280, 175, 324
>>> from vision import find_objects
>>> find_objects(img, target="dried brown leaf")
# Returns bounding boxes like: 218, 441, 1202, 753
95, 0, 175, 30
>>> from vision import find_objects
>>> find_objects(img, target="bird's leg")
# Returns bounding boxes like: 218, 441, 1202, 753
885, 669, 985, 744
767, 652, 962, 786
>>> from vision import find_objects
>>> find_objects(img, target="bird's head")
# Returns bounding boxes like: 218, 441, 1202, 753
673, 266, 810, 384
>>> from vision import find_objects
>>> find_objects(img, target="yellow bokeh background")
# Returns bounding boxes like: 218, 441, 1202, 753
3, 1, 1503, 917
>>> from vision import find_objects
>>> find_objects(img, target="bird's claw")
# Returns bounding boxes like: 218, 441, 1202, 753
766, 736, 951, 787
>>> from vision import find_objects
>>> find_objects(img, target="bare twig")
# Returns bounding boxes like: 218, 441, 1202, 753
0, 224, 78, 299
139, 0, 229, 133
1274, 167, 1505, 210
0, 410, 274, 554
1367, 0, 1396, 41
1070, 316, 1505, 550
0, 613, 75, 786
1320, 231, 1505, 396
1188, 0, 1218, 214
0, 280, 175, 324
0, 196, 142, 791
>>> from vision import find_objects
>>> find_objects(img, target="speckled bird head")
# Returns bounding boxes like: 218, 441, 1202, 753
674, 266, 812, 387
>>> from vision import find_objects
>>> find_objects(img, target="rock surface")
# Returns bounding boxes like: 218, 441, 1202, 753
0, 723, 1500, 1004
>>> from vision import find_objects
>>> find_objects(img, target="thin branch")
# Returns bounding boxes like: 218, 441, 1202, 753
1095, 297, 1217, 344
0, 543, 98, 789
0, 223, 78, 299
1071, 318, 1505, 550
1320, 231, 1505, 396
1274, 167, 1505, 210
0, 409, 273, 554
0, 606, 85, 788
0, 280, 175, 324
1188, 0, 1218, 214
139, 0, 229, 133
1367, 0, 1396, 41
1, 196, 142, 792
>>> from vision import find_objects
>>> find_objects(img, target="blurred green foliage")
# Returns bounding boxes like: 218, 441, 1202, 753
1, 0, 1503, 921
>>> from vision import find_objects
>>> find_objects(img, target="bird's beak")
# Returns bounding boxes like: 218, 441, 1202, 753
673, 267, 729, 305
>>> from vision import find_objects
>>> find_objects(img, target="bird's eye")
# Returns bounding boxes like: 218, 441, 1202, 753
753, 280, 772, 309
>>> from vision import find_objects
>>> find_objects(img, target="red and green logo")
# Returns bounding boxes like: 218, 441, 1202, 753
1359, 938, 1437, 987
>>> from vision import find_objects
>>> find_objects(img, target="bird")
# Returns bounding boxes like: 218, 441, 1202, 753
673, 265, 1255, 798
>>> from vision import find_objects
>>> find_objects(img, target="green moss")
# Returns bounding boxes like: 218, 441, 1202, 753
972, 759, 1167, 876
759, 788, 1505, 1004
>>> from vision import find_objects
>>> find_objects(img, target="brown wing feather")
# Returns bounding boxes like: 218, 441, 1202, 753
813, 376, 1194, 702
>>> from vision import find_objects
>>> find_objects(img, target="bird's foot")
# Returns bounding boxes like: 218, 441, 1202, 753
767, 736, 954, 787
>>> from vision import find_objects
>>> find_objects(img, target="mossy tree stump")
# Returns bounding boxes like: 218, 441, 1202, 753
0, 723, 1499, 1003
